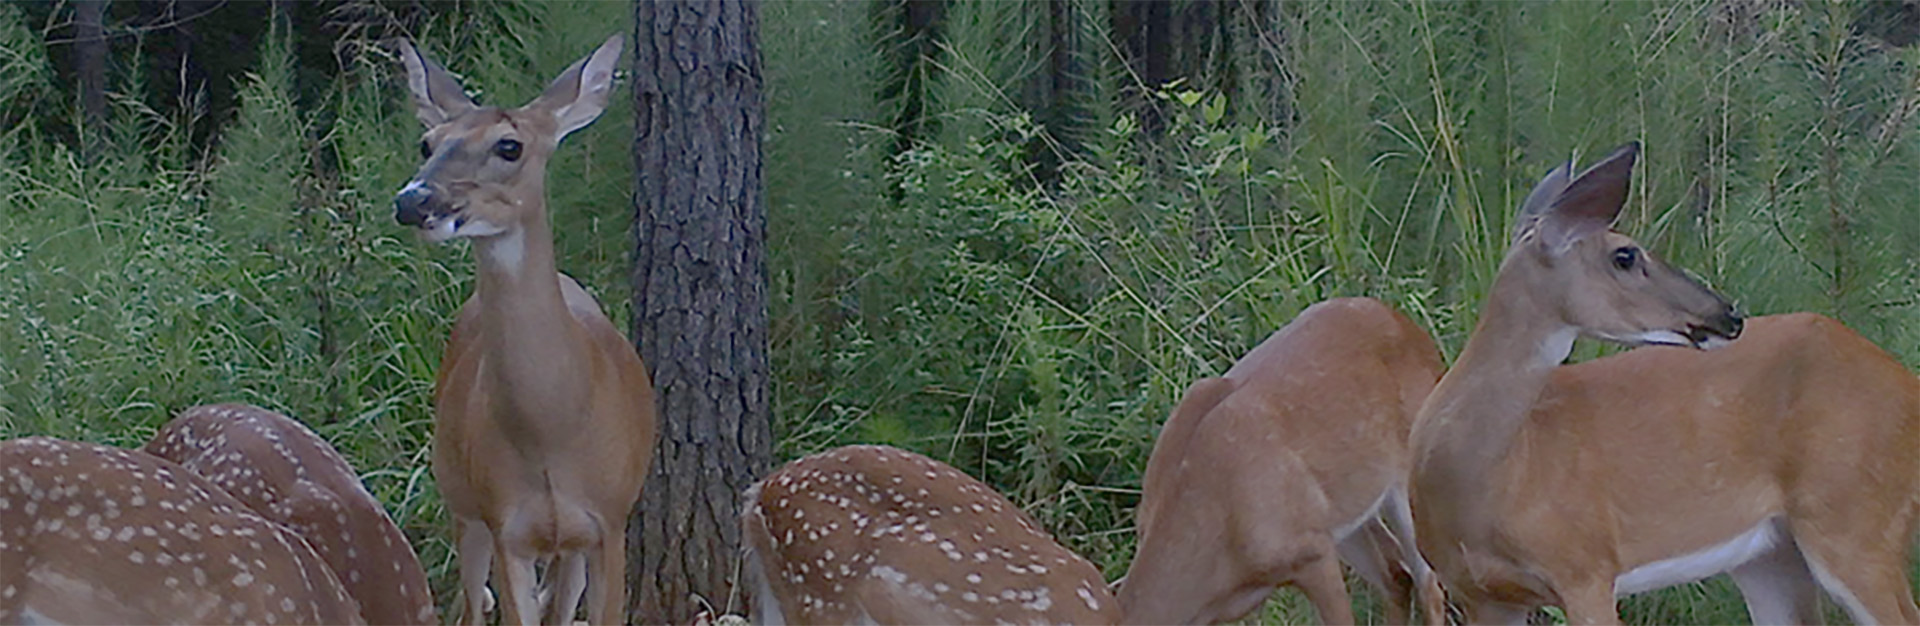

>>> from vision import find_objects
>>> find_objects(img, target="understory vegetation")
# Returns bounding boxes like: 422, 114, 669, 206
1, 1, 1916, 623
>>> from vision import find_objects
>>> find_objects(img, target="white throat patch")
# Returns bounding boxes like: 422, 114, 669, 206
481, 229, 526, 274
1536, 327, 1578, 367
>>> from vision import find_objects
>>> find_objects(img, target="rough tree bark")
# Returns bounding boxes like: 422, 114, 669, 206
628, 1, 773, 623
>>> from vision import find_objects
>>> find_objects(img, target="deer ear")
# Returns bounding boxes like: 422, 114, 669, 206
398, 39, 476, 127
530, 34, 622, 141
1535, 141, 1638, 253
1511, 159, 1574, 246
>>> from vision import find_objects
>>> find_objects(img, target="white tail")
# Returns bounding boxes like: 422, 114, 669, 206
1121, 297, 1446, 625
742, 445, 1120, 625
0, 437, 365, 624
142, 403, 436, 625
394, 34, 657, 626
1406, 142, 1919, 623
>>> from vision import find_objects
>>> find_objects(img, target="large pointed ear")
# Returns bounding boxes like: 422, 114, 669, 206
1536, 142, 1638, 253
398, 39, 476, 127
529, 34, 622, 141
1511, 159, 1574, 245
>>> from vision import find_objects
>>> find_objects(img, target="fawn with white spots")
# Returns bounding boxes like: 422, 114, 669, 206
143, 403, 436, 625
0, 436, 364, 624
393, 34, 656, 626
742, 445, 1119, 625
1121, 297, 1446, 625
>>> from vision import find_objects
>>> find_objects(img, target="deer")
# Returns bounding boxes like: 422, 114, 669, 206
741, 444, 1121, 625
142, 403, 437, 625
1410, 140, 1920, 624
0, 436, 365, 624
1121, 297, 1447, 625
392, 34, 657, 626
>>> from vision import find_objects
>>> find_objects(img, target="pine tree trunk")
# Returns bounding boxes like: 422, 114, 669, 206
628, 1, 773, 623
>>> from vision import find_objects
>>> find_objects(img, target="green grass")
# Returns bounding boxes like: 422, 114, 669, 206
1, 1, 1916, 624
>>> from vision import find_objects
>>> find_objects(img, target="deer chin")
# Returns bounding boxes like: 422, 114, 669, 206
420, 212, 505, 242
1597, 328, 1696, 349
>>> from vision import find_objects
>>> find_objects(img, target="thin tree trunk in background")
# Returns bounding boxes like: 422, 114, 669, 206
75, 0, 107, 161
629, 1, 773, 623
1027, 0, 1086, 185
873, 0, 945, 203
1112, 0, 1169, 138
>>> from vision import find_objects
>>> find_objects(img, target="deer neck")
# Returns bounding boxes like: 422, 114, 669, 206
1414, 253, 1573, 527
468, 190, 592, 445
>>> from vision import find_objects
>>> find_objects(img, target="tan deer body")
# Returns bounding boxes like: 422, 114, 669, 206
142, 403, 436, 625
1411, 143, 1918, 624
742, 445, 1121, 625
0, 437, 365, 624
1121, 297, 1446, 625
394, 35, 655, 625
1513, 314, 1919, 623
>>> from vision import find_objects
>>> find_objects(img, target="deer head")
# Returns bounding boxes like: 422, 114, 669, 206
392, 35, 622, 242
1504, 142, 1742, 351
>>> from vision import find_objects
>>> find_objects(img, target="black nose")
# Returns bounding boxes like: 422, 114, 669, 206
394, 184, 431, 226
1721, 311, 1744, 339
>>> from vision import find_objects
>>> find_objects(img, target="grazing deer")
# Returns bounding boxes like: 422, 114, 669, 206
0, 436, 365, 624
1121, 297, 1446, 625
143, 403, 436, 625
1410, 142, 1918, 624
394, 34, 657, 626
742, 445, 1121, 625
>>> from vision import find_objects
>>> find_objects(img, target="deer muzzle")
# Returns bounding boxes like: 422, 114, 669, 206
394, 180, 435, 226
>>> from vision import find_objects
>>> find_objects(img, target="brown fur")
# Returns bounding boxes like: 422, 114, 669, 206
0, 437, 365, 624
1123, 298, 1446, 625
1411, 144, 1916, 624
397, 35, 656, 626
743, 445, 1120, 625
143, 403, 437, 625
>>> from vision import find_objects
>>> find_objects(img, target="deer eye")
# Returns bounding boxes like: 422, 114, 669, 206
495, 139, 523, 162
1612, 246, 1638, 271
419, 140, 432, 160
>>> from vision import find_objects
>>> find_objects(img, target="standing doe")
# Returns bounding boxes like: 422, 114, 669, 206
1410, 142, 1919, 624
394, 34, 657, 626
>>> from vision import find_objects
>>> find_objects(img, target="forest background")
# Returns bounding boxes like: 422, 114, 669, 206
0, 0, 1916, 623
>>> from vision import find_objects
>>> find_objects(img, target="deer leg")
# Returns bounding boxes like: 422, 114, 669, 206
493, 537, 542, 626
1381, 488, 1446, 626
588, 527, 629, 626
1800, 547, 1920, 626
1558, 582, 1621, 626
545, 552, 587, 624
1336, 520, 1410, 625
1295, 548, 1357, 626
1464, 601, 1531, 626
457, 517, 496, 626
1727, 534, 1822, 626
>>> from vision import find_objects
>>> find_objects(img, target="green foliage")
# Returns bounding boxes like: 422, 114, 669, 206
0, 1, 631, 617
2, 1, 1917, 624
